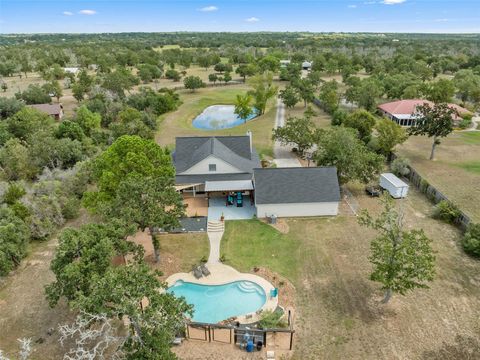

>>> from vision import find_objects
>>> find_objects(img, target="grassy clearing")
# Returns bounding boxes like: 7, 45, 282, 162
221, 189, 480, 359
221, 220, 300, 280
156, 85, 276, 157
397, 131, 480, 222
285, 102, 332, 129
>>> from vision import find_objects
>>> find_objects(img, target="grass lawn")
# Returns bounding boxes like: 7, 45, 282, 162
397, 131, 480, 222
156, 85, 276, 157
285, 102, 332, 129
221, 220, 300, 280
221, 188, 480, 359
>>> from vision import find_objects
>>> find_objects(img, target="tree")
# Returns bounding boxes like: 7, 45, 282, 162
15, 84, 51, 104
0, 138, 38, 180
223, 71, 232, 84
374, 118, 408, 158
314, 127, 384, 184
292, 78, 315, 107
55, 120, 85, 141
71, 83, 86, 102
279, 86, 300, 109
272, 114, 317, 155
1, 82, 7, 92
42, 80, 63, 102
247, 72, 278, 115
102, 67, 139, 98
409, 103, 455, 160
0, 97, 24, 119
84, 135, 174, 207
391, 157, 411, 177
102, 176, 185, 263
453, 69, 480, 103
425, 79, 455, 104
183, 75, 205, 92
0, 207, 30, 276
208, 73, 218, 84
358, 195, 436, 303
165, 69, 181, 82
73, 264, 192, 360
318, 80, 340, 114
342, 109, 377, 144
74, 105, 101, 136
109, 107, 154, 140
345, 77, 383, 112
6, 107, 54, 141
234, 94, 253, 124
236, 64, 256, 82
45, 220, 141, 307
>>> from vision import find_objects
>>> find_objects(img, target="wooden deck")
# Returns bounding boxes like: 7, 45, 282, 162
183, 194, 208, 217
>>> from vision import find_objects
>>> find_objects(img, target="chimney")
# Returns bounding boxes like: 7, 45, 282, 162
246, 130, 252, 155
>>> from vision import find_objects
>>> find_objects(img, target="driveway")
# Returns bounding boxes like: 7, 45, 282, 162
273, 98, 302, 167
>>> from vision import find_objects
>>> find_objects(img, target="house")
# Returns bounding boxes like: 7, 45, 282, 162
378, 99, 470, 127
254, 167, 340, 218
63, 67, 79, 75
302, 61, 312, 71
27, 103, 64, 121
173, 133, 340, 220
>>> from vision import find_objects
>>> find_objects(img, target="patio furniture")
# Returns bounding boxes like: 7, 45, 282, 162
227, 194, 234, 206
270, 288, 278, 299
200, 264, 210, 276
236, 192, 243, 207
192, 266, 203, 279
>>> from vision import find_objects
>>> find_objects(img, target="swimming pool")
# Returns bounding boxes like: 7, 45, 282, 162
167, 280, 266, 323
192, 105, 258, 130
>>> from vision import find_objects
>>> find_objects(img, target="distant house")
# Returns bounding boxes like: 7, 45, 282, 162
63, 67, 79, 75
280, 60, 291, 68
378, 99, 471, 127
302, 61, 312, 71
173, 133, 340, 220
28, 103, 64, 121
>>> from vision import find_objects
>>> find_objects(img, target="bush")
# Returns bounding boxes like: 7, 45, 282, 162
433, 200, 462, 224
462, 223, 480, 257
458, 118, 472, 129
391, 157, 410, 177
258, 310, 288, 329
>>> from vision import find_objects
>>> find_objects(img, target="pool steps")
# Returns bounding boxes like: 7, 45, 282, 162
237, 281, 265, 296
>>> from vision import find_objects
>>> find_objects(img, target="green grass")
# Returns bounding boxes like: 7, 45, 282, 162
457, 161, 480, 174
221, 219, 299, 281
160, 233, 209, 273
457, 131, 480, 145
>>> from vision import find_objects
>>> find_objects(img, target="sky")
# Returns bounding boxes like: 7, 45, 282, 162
1, 0, 480, 34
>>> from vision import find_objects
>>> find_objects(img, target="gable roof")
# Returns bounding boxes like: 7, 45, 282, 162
254, 167, 340, 205
174, 136, 260, 174
378, 100, 470, 120
28, 103, 63, 116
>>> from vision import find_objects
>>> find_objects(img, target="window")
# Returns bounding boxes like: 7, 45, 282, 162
209, 164, 216, 172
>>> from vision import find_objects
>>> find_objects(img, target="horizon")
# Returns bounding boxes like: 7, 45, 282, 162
1, 0, 480, 34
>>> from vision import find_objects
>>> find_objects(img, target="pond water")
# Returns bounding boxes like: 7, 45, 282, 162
192, 105, 258, 130
167, 280, 266, 323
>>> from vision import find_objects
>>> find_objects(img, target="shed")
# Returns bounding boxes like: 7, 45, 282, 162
379, 173, 409, 199
253, 167, 340, 218
302, 61, 312, 71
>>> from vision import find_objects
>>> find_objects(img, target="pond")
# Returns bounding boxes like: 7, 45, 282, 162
167, 280, 266, 323
192, 105, 258, 130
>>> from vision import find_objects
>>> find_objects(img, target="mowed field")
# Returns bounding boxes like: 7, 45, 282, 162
397, 131, 480, 222
222, 187, 480, 359
156, 85, 277, 157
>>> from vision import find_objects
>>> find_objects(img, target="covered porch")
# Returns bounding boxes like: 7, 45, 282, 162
206, 180, 256, 221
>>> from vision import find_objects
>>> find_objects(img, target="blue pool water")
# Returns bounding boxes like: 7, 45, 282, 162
192, 105, 258, 130
167, 280, 266, 323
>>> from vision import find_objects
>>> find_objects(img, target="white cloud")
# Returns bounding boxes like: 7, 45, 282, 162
348, 5, 358, 8
199, 6, 218, 12
79, 9, 97, 15
435, 18, 450, 22
245, 17, 260, 23
63, 11, 73, 16
382, 0, 406, 4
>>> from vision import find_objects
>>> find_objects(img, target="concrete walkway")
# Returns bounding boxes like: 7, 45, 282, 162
207, 220, 224, 264
273, 98, 302, 168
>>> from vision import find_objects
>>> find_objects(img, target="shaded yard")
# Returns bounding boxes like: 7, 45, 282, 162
221, 187, 480, 359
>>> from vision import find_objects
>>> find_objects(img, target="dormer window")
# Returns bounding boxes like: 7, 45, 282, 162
209, 164, 216, 172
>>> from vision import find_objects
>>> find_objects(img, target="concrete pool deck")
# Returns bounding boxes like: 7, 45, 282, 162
166, 263, 279, 324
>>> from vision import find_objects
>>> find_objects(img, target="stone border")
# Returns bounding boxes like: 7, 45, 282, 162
166, 263, 279, 324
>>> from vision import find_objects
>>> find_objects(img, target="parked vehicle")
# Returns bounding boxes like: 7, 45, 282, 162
365, 185, 381, 197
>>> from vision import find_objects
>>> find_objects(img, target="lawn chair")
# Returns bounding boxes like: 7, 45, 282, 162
200, 263, 211, 276
192, 266, 203, 279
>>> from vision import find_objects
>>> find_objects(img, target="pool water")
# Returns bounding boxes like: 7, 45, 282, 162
192, 105, 258, 130
167, 280, 266, 323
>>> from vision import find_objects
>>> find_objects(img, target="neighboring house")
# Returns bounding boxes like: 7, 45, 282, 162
378, 99, 470, 127
174, 133, 340, 219
27, 103, 64, 121
254, 167, 340, 218
302, 61, 312, 71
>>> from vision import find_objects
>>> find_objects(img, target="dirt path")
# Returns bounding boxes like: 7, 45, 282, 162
273, 98, 302, 168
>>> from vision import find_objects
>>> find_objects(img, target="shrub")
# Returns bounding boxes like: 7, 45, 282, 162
3, 183, 26, 205
458, 118, 472, 129
258, 310, 288, 329
391, 157, 410, 177
433, 200, 461, 224
462, 223, 480, 257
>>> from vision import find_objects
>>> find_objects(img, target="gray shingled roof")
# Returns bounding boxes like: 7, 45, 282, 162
176, 173, 253, 185
173, 136, 260, 174
254, 167, 340, 204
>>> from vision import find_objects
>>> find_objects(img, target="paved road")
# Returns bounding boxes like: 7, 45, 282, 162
273, 98, 302, 167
